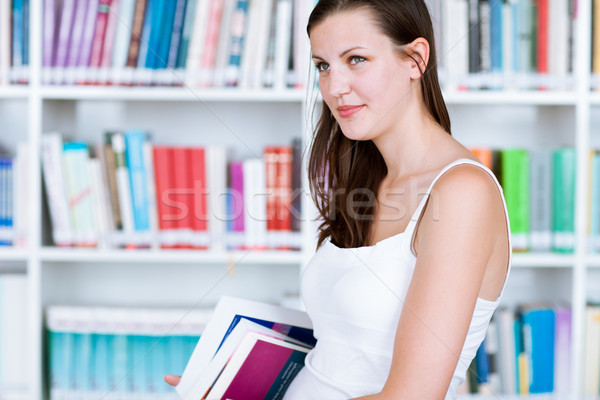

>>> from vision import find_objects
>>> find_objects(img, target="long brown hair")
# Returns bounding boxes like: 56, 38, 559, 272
307, 0, 451, 249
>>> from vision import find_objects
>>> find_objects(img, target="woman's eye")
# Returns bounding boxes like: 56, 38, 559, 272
349, 56, 366, 65
316, 62, 330, 72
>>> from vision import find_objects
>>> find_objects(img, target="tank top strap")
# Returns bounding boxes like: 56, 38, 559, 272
404, 158, 510, 261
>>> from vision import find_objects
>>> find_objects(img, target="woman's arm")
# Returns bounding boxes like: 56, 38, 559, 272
354, 166, 508, 400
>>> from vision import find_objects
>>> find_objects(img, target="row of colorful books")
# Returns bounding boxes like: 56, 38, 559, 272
0, 274, 28, 394
470, 147, 576, 254
40, 0, 311, 88
41, 132, 303, 250
0, 144, 28, 247
456, 306, 571, 396
429, 0, 574, 90
45, 305, 210, 400
0, 0, 30, 85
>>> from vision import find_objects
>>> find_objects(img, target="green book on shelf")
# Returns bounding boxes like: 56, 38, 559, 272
501, 149, 530, 251
552, 147, 576, 253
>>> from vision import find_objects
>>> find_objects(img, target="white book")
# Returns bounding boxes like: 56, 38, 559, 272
292, 0, 311, 87
273, 0, 292, 90
0, 0, 12, 85
142, 140, 158, 249
584, 306, 600, 396
243, 158, 267, 248
238, 0, 263, 88
248, 0, 273, 88
496, 308, 516, 394
206, 146, 228, 250
63, 143, 97, 246
88, 158, 110, 249
548, 0, 569, 79
13, 142, 28, 247
185, 0, 211, 86
177, 295, 313, 400
213, 0, 237, 87
41, 133, 73, 247
111, 133, 135, 237
0, 274, 29, 392
110, 0, 136, 84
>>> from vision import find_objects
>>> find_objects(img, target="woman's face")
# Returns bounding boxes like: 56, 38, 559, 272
310, 9, 420, 142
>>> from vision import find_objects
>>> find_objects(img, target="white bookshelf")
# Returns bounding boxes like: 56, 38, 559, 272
0, 0, 597, 399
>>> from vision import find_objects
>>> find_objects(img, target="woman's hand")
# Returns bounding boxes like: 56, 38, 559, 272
164, 375, 181, 386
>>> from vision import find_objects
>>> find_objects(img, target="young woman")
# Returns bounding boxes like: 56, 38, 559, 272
167, 1, 511, 398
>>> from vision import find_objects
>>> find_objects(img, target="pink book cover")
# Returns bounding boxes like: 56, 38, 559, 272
77, 0, 99, 68
200, 0, 225, 78
100, 0, 120, 68
220, 339, 307, 400
230, 161, 244, 233
88, 0, 112, 69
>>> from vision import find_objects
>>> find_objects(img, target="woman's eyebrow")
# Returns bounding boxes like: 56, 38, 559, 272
312, 46, 367, 61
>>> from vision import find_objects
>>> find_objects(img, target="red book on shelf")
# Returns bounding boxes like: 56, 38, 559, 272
277, 146, 293, 232
264, 146, 279, 232
172, 147, 193, 249
189, 147, 208, 249
153, 146, 177, 249
87, 0, 112, 83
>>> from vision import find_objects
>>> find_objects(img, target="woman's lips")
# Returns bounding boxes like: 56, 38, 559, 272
337, 105, 364, 118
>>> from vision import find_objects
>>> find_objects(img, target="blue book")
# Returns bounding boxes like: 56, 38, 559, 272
22, 0, 29, 66
49, 330, 68, 398
124, 131, 150, 232
165, 0, 186, 70
225, 0, 249, 86
523, 309, 555, 393
111, 334, 129, 396
145, 0, 167, 69
92, 333, 110, 394
490, 0, 503, 72
168, 335, 186, 376
151, 337, 170, 393
513, 315, 523, 394
511, 0, 519, 73
12, 0, 24, 70
73, 332, 92, 394
176, 0, 195, 69
137, 0, 154, 68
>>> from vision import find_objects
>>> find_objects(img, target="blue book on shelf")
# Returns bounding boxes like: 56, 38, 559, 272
145, 0, 167, 69
22, 0, 29, 66
124, 131, 150, 232
92, 333, 110, 394
225, 0, 249, 86
490, 0, 503, 72
157, 0, 178, 69
73, 332, 92, 394
12, 0, 24, 69
176, 0, 195, 69
49, 330, 68, 396
137, 0, 154, 68
168, 335, 186, 376
111, 334, 129, 395
523, 309, 555, 393
152, 337, 170, 393
511, 0, 519, 73
513, 315, 523, 394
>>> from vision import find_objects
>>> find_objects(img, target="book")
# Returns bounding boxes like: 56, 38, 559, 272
501, 149, 530, 251
177, 295, 315, 400
552, 147, 576, 252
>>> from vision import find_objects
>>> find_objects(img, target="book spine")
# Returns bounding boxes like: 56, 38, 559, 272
172, 147, 193, 248
189, 147, 208, 248
155, 0, 177, 75
167, 0, 187, 70
111, 132, 135, 237
212, 0, 236, 87
99, 0, 120, 84
76, 0, 100, 82
501, 149, 530, 251
224, 0, 249, 86
537, 0, 548, 74
110, 0, 136, 83
468, 0, 480, 74
243, 158, 267, 249
198, 0, 225, 86
478, 0, 491, 74
88, 0, 112, 75
153, 146, 177, 248
554, 308, 571, 395
41, 133, 73, 246
54, 0, 77, 82
489, 0, 503, 73
529, 149, 552, 251
273, 0, 292, 90
552, 147, 576, 252
42, 0, 57, 74
144, 0, 165, 70
523, 309, 555, 393
230, 161, 244, 233
264, 146, 278, 233
135, 0, 153, 78
65, 0, 89, 84
0, 0, 11, 85
124, 131, 150, 233
125, 0, 147, 69
63, 142, 97, 247
175, 0, 195, 69
12, 0, 24, 81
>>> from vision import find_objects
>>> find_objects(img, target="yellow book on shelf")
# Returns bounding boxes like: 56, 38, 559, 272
518, 352, 530, 395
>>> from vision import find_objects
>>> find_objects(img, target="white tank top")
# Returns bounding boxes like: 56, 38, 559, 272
284, 159, 512, 400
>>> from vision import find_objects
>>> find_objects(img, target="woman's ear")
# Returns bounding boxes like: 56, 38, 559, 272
407, 37, 430, 80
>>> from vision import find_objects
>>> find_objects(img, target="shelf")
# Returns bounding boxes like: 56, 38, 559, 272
39, 86, 306, 102
0, 390, 31, 400
0, 86, 29, 99
443, 90, 578, 106
584, 254, 600, 267
587, 92, 600, 105
39, 247, 304, 265
510, 252, 576, 268
0, 248, 28, 262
